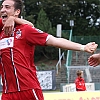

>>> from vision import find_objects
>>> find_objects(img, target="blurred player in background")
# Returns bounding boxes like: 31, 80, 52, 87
75, 70, 86, 91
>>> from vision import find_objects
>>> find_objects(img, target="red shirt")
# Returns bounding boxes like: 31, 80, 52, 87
0, 18, 3, 75
75, 77, 86, 91
0, 24, 48, 93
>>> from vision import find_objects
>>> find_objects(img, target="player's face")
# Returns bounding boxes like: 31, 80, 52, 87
79, 73, 82, 78
0, 0, 20, 24
81, 71, 83, 77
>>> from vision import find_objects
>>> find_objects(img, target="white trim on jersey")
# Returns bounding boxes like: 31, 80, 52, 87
46, 35, 52, 41
11, 48, 20, 91
32, 89, 39, 100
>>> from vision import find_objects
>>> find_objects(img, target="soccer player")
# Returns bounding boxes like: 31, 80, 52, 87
75, 70, 86, 91
0, 0, 98, 100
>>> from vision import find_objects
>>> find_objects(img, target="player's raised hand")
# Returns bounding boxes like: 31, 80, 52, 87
3, 16, 15, 36
84, 42, 98, 54
88, 53, 100, 67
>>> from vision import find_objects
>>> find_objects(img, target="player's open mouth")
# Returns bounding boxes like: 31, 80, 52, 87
1, 15, 8, 23
1, 15, 8, 19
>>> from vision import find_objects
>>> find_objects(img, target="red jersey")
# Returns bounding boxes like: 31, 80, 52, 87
0, 24, 49, 93
0, 18, 3, 75
75, 77, 86, 91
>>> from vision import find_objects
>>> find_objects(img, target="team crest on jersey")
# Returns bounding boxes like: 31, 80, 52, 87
35, 28, 43, 33
16, 29, 22, 39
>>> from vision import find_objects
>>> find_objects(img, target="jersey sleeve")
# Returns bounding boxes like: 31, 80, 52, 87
25, 25, 48, 46
0, 18, 3, 32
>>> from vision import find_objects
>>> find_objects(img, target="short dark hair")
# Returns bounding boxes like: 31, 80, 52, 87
76, 70, 82, 76
3, 0, 23, 18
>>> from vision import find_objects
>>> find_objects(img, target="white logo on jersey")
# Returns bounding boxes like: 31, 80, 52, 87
0, 37, 14, 49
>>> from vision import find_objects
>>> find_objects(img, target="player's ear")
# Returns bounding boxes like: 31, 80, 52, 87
14, 9, 20, 17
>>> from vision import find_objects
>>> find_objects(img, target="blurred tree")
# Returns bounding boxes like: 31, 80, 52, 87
23, 0, 100, 36
36, 9, 52, 32
34, 9, 57, 61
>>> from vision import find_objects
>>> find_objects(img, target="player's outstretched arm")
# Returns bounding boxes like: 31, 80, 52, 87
88, 53, 100, 67
46, 35, 98, 54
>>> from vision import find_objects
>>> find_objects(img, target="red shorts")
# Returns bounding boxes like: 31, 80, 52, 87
1, 89, 44, 100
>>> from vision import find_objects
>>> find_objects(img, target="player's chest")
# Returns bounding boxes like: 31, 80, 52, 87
0, 29, 25, 50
